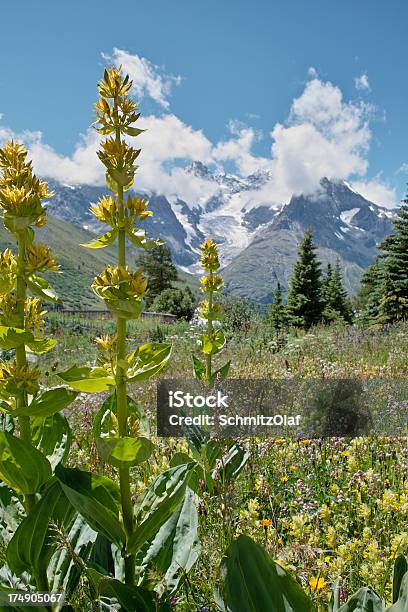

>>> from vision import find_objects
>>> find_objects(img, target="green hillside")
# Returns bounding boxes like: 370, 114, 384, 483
0, 215, 199, 309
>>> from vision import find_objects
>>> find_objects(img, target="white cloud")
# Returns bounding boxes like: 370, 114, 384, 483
352, 177, 397, 208
308, 66, 318, 78
104, 48, 182, 109
354, 73, 371, 92
0, 56, 395, 212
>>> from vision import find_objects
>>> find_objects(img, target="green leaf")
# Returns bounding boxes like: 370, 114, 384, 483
31, 413, 72, 470
0, 432, 52, 495
124, 126, 145, 137
127, 464, 194, 556
0, 482, 25, 547
136, 487, 200, 592
337, 588, 385, 611
81, 229, 118, 249
13, 387, 78, 418
221, 534, 315, 612
218, 443, 249, 484
97, 436, 153, 469
200, 329, 226, 356
329, 580, 341, 612
393, 556, 408, 604
108, 168, 134, 188
105, 297, 144, 320
0, 326, 33, 350
389, 570, 408, 611
25, 337, 58, 355
58, 365, 115, 393
192, 355, 206, 381
87, 570, 161, 612
126, 228, 163, 251
210, 360, 231, 384
6, 480, 74, 576
55, 465, 125, 548
127, 342, 172, 382
27, 275, 60, 303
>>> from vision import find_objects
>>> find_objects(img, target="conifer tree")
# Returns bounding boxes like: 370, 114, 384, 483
356, 257, 384, 323
268, 281, 288, 334
138, 243, 178, 305
287, 229, 323, 329
322, 259, 352, 323
377, 190, 408, 322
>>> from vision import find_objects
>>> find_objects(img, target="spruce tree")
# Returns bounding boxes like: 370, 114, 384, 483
356, 257, 384, 323
138, 244, 178, 305
322, 259, 352, 323
287, 229, 323, 329
377, 190, 408, 322
268, 281, 288, 334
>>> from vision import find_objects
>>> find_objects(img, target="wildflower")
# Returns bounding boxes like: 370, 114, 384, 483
200, 274, 223, 294
25, 243, 58, 273
309, 576, 328, 593
261, 518, 272, 528
280, 475, 289, 483
92, 266, 147, 302
0, 362, 41, 396
200, 239, 220, 272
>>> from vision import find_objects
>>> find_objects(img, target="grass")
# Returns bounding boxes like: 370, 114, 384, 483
11, 314, 408, 609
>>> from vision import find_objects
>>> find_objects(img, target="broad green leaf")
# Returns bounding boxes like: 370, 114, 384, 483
31, 413, 72, 470
389, 571, 408, 611
0, 326, 33, 350
337, 588, 385, 611
127, 464, 194, 556
13, 387, 78, 418
393, 556, 408, 604
127, 342, 172, 382
58, 365, 115, 393
105, 297, 144, 320
96, 436, 153, 469
200, 329, 226, 356
87, 570, 162, 612
221, 534, 314, 611
27, 275, 60, 303
0, 432, 52, 495
6, 480, 75, 576
0, 482, 25, 547
25, 337, 57, 355
136, 487, 200, 592
81, 229, 118, 249
192, 355, 206, 381
55, 465, 125, 548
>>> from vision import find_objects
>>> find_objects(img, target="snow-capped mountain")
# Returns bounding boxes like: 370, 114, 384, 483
44, 168, 396, 302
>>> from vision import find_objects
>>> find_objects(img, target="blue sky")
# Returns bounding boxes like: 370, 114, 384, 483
0, 0, 406, 207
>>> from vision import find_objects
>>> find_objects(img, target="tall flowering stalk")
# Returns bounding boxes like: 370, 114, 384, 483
58, 67, 172, 587
193, 239, 230, 383
0, 142, 78, 595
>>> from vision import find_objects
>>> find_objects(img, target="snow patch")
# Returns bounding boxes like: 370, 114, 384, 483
340, 208, 360, 225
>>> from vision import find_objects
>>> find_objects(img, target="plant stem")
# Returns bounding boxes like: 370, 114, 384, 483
16, 232, 49, 595
114, 118, 135, 584
206, 278, 213, 381
15, 232, 36, 512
